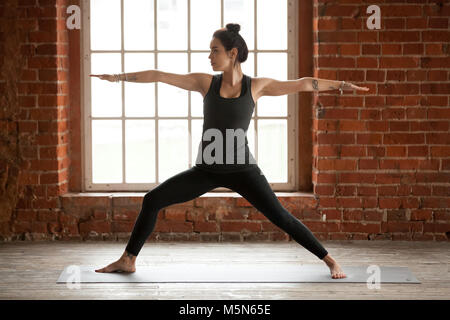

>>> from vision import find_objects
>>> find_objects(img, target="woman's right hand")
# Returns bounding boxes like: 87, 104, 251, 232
90, 74, 115, 82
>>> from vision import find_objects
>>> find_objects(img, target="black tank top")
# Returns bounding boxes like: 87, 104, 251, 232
194, 73, 258, 173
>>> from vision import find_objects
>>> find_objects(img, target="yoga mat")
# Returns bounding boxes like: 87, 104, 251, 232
56, 263, 420, 283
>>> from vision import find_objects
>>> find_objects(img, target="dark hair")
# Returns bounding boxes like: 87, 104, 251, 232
213, 23, 248, 66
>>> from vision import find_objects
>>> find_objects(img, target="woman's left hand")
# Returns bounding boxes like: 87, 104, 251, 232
342, 81, 369, 92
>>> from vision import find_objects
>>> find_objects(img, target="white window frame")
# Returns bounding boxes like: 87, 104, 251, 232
81, 0, 299, 192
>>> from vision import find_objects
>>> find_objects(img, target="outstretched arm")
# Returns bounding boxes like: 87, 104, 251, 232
260, 77, 369, 97
90, 70, 159, 83
300, 77, 369, 93
89, 71, 209, 94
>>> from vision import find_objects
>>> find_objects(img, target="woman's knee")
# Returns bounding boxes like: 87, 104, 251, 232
142, 190, 161, 211
266, 207, 298, 228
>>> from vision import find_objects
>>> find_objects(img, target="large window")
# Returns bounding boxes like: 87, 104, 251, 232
82, 0, 298, 191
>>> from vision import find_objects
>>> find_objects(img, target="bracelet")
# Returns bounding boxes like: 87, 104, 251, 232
112, 73, 128, 82
339, 81, 345, 95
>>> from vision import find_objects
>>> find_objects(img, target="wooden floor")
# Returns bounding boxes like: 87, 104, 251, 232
0, 240, 449, 300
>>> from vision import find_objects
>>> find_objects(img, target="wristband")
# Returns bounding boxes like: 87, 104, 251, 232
339, 81, 345, 95
113, 73, 127, 82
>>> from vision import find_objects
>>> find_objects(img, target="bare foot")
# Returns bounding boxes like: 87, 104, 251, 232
327, 261, 346, 279
322, 254, 347, 279
95, 251, 136, 273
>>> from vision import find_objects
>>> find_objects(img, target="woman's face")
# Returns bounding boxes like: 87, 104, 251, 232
208, 37, 237, 71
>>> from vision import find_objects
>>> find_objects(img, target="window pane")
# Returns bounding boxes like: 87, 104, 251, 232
158, 120, 189, 181
257, 52, 287, 117
91, 53, 122, 117
243, 52, 255, 78
157, 53, 188, 117
191, 90, 204, 118
87, 0, 292, 189
257, 0, 287, 50
125, 120, 155, 183
191, 52, 213, 117
157, 0, 187, 50
90, 0, 121, 50
224, 0, 255, 51
257, 119, 287, 183
191, 119, 204, 167
124, 53, 155, 117
124, 0, 154, 50
191, 0, 221, 50
191, 52, 214, 74
92, 120, 122, 183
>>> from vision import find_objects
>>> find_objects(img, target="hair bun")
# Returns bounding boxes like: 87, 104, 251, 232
226, 23, 240, 34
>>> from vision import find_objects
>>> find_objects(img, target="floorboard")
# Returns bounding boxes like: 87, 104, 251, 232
0, 240, 448, 299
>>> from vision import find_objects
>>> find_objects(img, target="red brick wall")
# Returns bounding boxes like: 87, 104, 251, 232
0, 0, 70, 240
312, 0, 450, 241
0, 0, 448, 243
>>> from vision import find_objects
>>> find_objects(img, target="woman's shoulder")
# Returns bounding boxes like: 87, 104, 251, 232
195, 73, 217, 99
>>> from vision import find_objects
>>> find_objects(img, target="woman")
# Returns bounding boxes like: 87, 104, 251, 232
91, 23, 369, 279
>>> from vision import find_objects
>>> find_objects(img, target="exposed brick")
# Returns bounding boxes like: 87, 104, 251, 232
221, 221, 261, 233
16, 210, 37, 221
164, 208, 187, 221
111, 221, 133, 233
112, 208, 137, 221
79, 220, 111, 235
186, 209, 208, 222
434, 211, 450, 221
194, 221, 218, 233
154, 220, 193, 233
342, 222, 380, 234
31, 221, 48, 233
93, 209, 108, 220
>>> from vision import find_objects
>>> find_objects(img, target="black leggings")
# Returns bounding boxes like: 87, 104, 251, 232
125, 166, 328, 260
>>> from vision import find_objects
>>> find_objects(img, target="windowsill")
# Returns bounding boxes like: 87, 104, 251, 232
60, 191, 315, 198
